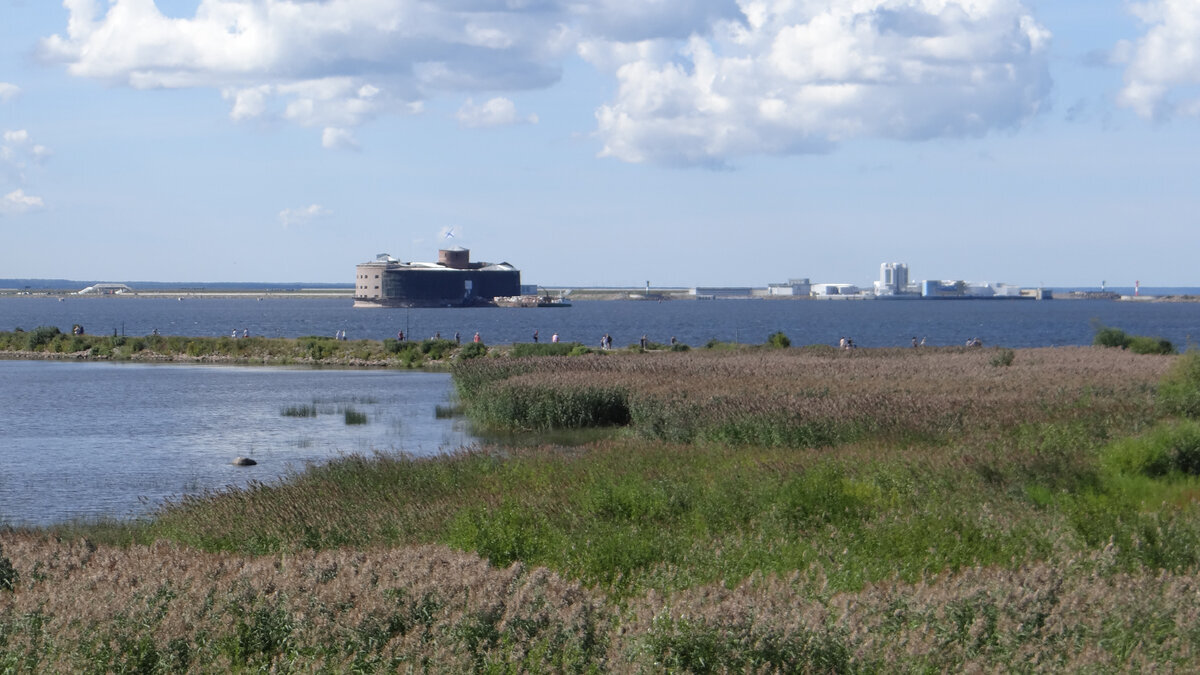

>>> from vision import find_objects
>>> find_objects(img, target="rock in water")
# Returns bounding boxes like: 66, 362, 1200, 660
232, 457, 257, 466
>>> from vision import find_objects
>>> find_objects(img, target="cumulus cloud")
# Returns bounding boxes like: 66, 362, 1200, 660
594, 1, 1053, 165
278, 204, 332, 227
1, 189, 44, 216
39, 0, 569, 147
2, 129, 51, 207
40, 0, 1054, 164
1117, 0, 1200, 119
456, 97, 538, 128
0, 83, 19, 102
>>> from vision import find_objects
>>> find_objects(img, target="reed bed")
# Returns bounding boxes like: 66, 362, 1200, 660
454, 346, 1170, 444
4, 533, 1200, 671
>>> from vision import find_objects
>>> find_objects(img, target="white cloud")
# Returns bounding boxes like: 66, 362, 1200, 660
278, 204, 332, 227
0, 83, 19, 102
1118, 0, 1200, 119
321, 127, 359, 151
2, 129, 51, 201
1, 189, 44, 216
456, 97, 538, 128
594, 1, 1053, 165
40, 0, 1053, 164
40, 0, 569, 145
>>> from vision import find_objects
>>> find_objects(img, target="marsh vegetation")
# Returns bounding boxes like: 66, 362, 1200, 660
4, 340, 1200, 671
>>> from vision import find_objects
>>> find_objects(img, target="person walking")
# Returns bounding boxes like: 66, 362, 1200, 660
473, 332, 481, 343
533, 330, 539, 343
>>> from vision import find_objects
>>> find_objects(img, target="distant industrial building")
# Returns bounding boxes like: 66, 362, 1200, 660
874, 263, 915, 296
354, 248, 521, 308
812, 283, 861, 297
921, 280, 1027, 298
767, 278, 812, 297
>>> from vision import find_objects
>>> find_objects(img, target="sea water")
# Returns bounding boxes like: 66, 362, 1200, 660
3, 295, 1200, 348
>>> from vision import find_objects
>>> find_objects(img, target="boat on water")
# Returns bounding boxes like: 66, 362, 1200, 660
495, 294, 572, 308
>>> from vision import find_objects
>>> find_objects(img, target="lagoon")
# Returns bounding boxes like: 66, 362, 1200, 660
0, 360, 475, 526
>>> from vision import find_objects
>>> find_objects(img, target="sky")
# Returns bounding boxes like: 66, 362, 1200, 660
0, 1, 1198, 288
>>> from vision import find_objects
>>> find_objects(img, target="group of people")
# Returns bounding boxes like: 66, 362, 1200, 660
231, 328, 249, 339
392, 329, 482, 345
838, 336, 856, 349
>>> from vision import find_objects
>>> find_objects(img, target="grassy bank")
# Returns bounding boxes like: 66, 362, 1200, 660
5, 345, 1200, 670
0, 328, 479, 368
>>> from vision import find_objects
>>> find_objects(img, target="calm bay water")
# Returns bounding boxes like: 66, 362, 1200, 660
3, 295, 1200, 348
2, 295, 1200, 526
0, 361, 474, 526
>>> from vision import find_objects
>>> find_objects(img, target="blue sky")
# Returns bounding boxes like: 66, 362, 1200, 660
1, 0, 1197, 287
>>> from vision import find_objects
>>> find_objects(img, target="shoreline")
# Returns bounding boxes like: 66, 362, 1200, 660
4, 289, 1199, 302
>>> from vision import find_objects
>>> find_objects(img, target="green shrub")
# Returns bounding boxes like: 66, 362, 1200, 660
457, 342, 488, 359
509, 342, 584, 357
26, 325, 61, 350
767, 331, 791, 348
1159, 352, 1200, 417
1094, 325, 1174, 354
418, 339, 457, 360
298, 336, 337, 360
1094, 326, 1131, 349
1101, 421, 1200, 477
1128, 335, 1175, 355
990, 349, 1015, 367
